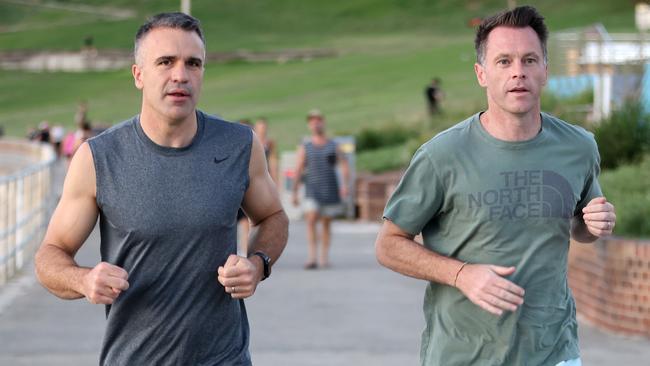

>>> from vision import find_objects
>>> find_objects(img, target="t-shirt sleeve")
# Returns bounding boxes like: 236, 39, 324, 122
383, 147, 444, 235
574, 140, 603, 215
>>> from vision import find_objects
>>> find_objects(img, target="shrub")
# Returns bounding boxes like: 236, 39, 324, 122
355, 124, 419, 152
356, 144, 412, 173
600, 155, 650, 238
594, 102, 650, 169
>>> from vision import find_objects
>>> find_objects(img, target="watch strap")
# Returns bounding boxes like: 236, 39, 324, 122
250, 251, 271, 281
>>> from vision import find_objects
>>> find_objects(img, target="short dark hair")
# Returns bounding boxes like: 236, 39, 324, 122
474, 5, 548, 65
134, 12, 205, 62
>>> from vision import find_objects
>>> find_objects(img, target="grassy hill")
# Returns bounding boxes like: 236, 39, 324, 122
0, 0, 638, 152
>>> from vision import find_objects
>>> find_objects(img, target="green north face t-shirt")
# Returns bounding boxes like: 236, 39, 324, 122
384, 112, 602, 366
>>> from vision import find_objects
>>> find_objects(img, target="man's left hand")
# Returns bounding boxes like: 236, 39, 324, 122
217, 254, 263, 299
582, 197, 616, 237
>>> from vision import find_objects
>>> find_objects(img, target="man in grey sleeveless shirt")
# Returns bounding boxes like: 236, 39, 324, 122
34, 12, 288, 365
292, 109, 350, 269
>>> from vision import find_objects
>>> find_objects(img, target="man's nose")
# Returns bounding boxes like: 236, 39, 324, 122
511, 60, 526, 79
171, 62, 189, 83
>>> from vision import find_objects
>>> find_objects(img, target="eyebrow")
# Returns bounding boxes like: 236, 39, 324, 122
154, 56, 204, 65
155, 56, 175, 64
493, 52, 541, 60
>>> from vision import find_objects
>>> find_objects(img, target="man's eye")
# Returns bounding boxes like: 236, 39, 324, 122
497, 59, 509, 65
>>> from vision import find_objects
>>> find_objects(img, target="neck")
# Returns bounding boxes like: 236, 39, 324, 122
311, 133, 327, 144
480, 109, 542, 142
139, 109, 198, 148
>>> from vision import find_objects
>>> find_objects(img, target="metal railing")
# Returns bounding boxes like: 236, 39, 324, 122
0, 140, 56, 286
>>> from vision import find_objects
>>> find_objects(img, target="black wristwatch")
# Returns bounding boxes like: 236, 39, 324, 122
250, 251, 271, 281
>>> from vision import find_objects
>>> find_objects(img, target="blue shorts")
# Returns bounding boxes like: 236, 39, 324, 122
556, 358, 581, 366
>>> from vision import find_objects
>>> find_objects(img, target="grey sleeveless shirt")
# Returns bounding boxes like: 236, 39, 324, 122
304, 140, 340, 205
88, 111, 252, 366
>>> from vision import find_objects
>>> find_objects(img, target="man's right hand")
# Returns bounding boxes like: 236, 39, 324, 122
81, 262, 129, 305
455, 264, 524, 316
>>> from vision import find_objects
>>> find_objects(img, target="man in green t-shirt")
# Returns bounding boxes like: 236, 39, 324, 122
375, 6, 616, 366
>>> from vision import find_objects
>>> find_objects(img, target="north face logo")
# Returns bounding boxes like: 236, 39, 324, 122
467, 170, 574, 220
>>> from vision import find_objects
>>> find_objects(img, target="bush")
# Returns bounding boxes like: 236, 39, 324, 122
356, 144, 412, 173
600, 156, 650, 238
594, 103, 650, 169
355, 124, 419, 152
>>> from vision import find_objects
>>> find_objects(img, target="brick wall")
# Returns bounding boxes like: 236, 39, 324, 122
568, 238, 650, 337
355, 171, 402, 221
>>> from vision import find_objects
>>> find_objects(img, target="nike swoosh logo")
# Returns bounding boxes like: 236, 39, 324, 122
214, 156, 229, 164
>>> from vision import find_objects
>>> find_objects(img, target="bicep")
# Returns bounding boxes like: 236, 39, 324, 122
379, 219, 416, 242
242, 135, 283, 225
43, 143, 98, 256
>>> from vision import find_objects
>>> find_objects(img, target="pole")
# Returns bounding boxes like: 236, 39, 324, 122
181, 0, 191, 15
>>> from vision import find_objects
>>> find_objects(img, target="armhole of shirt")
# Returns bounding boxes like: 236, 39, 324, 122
244, 127, 253, 192
87, 139, 103, 210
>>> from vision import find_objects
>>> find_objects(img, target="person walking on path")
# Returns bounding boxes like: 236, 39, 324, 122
292, 109, 349, 269
34, 12, 288, 366
424, 77, 443, 115
254, 117, 278, 184
376, 6, 615, 366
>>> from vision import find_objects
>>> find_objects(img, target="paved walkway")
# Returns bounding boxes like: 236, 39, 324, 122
0, 220, 649, 365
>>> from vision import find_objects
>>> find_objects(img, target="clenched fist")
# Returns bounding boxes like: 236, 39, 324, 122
582, 197, 616, 237
217, 255, 263, 299
82, 262, 129, 305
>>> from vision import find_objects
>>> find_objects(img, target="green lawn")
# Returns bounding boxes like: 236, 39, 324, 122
0, 33, 481, 150
0, 0, 638, 151
0, 0, 636, 51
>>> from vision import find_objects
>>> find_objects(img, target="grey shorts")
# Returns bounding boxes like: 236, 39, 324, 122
303, 197, 345, 218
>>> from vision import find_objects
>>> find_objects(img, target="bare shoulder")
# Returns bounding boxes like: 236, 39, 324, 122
248, 132, 268, 176
64, 142, 96, 199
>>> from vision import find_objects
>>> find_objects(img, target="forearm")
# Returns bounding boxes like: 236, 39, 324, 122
341, 161, 350, 188
247, 209, 289, 264
375, 232, 464, 286
571, 217, 598, 243
291, 168, 302, 196
35, 244, 89, 299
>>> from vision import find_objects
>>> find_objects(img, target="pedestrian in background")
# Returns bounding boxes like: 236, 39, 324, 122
293, 109, 349, 269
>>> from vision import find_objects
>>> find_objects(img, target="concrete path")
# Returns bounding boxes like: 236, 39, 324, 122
0, 220, 649, 365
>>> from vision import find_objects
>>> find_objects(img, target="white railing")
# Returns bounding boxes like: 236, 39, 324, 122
0, 140, 56, 286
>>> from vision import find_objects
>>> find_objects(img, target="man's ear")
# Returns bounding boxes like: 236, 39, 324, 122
474, 63, 487, 88
132, 64, 144, 90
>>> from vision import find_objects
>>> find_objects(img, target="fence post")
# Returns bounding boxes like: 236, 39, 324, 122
15, 177, 24, 270
6, 179, 16, 279
0, 182, 7, 286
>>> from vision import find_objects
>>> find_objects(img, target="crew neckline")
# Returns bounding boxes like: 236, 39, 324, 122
472, 112, 547, 150
134, 111, 205, 156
